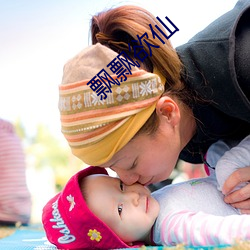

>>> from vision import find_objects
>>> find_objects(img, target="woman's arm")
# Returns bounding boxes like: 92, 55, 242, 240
215, 135, 250, 212
215, 135, 250, 192
223, 166, 250, 213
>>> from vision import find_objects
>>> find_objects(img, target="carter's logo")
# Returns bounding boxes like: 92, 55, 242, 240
50, 200, 76, 244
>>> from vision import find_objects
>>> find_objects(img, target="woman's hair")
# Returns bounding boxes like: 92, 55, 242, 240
90, 5, 194, 135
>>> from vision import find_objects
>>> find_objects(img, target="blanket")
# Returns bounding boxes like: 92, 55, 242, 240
0, 225, 248, 250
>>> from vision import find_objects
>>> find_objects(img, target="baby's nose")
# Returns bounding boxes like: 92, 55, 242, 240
126, 191, 140, 206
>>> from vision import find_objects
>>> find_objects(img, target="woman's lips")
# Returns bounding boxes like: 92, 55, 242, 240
143, 177, 154, 186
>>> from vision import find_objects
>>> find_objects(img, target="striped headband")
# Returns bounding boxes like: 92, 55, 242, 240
59, 43, 165, 165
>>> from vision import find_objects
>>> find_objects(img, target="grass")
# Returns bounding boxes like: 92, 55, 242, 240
138, 241, 250, 250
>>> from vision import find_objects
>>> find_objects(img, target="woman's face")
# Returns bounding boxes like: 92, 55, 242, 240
100, 119, 182, 186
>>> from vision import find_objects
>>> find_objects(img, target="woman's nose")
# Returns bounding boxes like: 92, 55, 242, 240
112, 168, 139, 185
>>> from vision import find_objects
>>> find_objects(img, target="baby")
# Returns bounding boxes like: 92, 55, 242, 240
42, 135, 250, 249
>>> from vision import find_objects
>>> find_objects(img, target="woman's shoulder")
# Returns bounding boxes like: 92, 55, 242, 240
176, 0, 250, 123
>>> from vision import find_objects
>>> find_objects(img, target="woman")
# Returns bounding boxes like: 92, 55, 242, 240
59, 1, 250, 211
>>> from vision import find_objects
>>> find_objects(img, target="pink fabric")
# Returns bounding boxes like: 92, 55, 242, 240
159, 210, 250, 246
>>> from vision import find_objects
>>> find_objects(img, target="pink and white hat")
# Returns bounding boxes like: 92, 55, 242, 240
42, 166, 142, 249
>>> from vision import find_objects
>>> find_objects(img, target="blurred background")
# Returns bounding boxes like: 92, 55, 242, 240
0, 0, 238, 223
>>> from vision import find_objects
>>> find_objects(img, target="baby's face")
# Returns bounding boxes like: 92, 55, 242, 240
84, 174, 160, 244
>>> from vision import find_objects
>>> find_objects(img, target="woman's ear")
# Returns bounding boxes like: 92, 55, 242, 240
156, 96, 180, 126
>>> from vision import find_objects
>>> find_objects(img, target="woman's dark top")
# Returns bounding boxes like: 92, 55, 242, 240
177, 0, 250, 164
